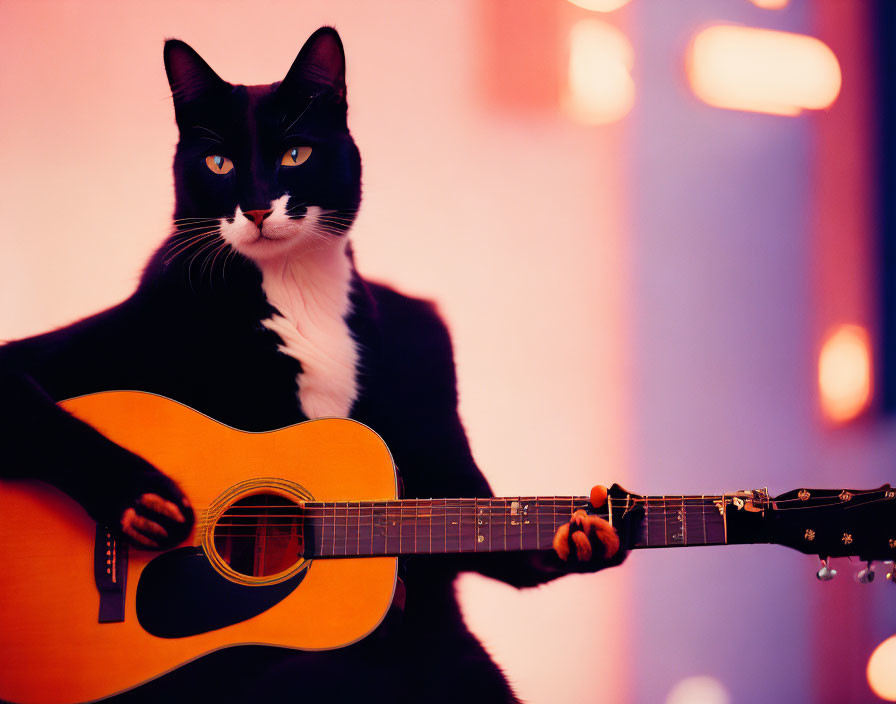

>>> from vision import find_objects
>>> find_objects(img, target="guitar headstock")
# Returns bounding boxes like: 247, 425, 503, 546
767, 484, 896, 562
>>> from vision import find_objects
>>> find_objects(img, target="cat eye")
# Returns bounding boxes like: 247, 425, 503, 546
205, 155, 234, 175
281, 146, 312, 167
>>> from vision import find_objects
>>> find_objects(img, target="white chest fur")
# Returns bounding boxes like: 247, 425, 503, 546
257, 238, 359, 419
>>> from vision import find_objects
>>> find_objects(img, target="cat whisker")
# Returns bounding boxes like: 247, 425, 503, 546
313, 224, 348, 234
221, 245, 240, 283
198, 243, 221, 282
169, 223, 216, 230
168, 234, 218, 250
316, 216, 358, 223
191, 125, 224, 143
202, 241, 231, 283
163, 231, 220, 265
315, 216, 356, 226
314, 221, 354, 232
280, 93, 320, 139
185, 237, 224, 291
168, 225, 221, 239
165, 227, 220, 248
314, 222, 353, 234
315, 216, 358, 226
163, 236, 217, 264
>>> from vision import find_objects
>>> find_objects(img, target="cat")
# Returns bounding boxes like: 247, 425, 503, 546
0, 27, 620, 704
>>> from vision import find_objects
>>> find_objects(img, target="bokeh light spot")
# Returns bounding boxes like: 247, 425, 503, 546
666, 676, 731, 704
868, 635, 896, 701
818, 324, 872, 423
687, 24, 841, 116
566, 0, 632, 12
563, 19, 634, 125
749, 0, 789, 8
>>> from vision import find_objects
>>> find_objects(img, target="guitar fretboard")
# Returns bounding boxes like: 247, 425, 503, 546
294, 495, 727, 557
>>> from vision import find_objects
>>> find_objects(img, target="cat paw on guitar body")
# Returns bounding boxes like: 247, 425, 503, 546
120, 487, 193, 550
109, 459, 194, 549
551, 485, 624, 571
0, 369, 194, 550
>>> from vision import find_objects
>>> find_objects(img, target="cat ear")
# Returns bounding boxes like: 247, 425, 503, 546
164, 39, 227, 109
279, 27, 347, 100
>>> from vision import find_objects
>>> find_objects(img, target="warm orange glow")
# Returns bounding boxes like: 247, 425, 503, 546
687, 25, 841, 116
868, 635, 896, 701
563, 19, 634, 125
566, 0, 631, 11
818, 325, 872, 423
749, 0, 789, 8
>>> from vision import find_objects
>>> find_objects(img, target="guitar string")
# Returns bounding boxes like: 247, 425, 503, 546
207, 501, 878, 537
209, 501, 726, 545
210, 513, 726, 534
208, 504, 867, 536
206, 496, 887, 538
209, 500, 873, 520
212, 489, 891, 512
212, 513, 728, 525
210, 513, 684, 522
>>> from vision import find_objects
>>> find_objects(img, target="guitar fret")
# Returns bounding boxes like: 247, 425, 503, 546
535, 498, 542, 550
643, 499, 649, 547
461, 500, 475, 552
619, 495, 725, 549
445, 500, 459, 553
701, 495, 707, 545
684, 498, 704, 548
417, 499, 431, 554
304, 492, 729, 558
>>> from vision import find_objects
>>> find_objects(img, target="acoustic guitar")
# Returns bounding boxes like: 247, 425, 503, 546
0, 390, 893, 704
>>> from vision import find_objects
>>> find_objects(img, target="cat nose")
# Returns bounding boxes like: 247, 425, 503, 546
243, 209, 273, 227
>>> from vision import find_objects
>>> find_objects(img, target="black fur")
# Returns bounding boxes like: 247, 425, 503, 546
0, 28, 602, 703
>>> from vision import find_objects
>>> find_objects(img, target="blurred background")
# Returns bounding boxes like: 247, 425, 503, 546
1, 0, 895, 702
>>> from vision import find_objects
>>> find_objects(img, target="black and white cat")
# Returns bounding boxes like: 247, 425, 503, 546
0, 28, 618, 703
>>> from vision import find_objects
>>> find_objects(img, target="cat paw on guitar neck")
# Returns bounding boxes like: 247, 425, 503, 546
553, 484, 625, 569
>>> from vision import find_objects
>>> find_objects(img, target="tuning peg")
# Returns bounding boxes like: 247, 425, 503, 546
885, 562, 896, 583
817, 559, 837, 581
856, 562, 875, 584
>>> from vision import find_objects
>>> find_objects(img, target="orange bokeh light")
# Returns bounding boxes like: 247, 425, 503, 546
749, 0, 789, 9
868, 635, 896, 701
818, 325, 872, 423
566, 0, 631, 12
687, 24, 841, 116
563, 18, 635, 125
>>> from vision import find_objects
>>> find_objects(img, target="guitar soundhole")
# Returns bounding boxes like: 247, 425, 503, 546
212, 494, 305, 578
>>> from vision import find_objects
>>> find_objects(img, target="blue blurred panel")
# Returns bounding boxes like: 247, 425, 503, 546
628, 1, 814, 702
876, 0, 896, 415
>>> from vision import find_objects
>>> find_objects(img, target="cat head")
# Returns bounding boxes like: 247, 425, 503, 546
163, 28, 360, 267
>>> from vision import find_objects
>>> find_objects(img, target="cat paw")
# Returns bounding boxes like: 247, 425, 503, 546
120, 487, 193, 550
551, 485, 625, 571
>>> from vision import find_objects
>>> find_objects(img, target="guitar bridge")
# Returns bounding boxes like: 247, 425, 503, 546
94, 525, 128, 623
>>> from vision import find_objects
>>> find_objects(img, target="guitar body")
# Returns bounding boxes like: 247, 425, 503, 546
0, 391, 398, 704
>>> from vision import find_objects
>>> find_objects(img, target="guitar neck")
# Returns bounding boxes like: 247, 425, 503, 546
303, 494, 736, 558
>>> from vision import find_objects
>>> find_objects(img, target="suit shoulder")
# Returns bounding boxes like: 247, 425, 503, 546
0, 298, 142, 370
363, 280, 449, 335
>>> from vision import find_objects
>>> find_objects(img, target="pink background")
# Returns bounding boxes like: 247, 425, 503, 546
4, 1, 896, 702
0, 2, 629, 702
